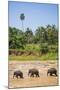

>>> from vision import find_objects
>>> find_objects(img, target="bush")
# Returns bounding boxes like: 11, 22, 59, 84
40, 43, 48, 54
48, 45, 58, 53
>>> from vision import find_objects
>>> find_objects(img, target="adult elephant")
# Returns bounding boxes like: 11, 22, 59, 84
47, 68, 57, 76
13, 70, 24, 79
28, 68, 39, 77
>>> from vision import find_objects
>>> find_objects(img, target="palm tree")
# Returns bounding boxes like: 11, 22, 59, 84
20, 13, 25, 31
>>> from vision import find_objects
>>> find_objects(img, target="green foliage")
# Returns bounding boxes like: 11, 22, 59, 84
35, 27, 48, 43
46, 25, 58, 44
9, 27, 26, 49
25, 28, 33, 43
9, 24, 58, 59
20, 13, 25, 20
25, 44, 39, 52
40, 43, 49, 54
48, 45, 58, 53
35, 25, 58, 44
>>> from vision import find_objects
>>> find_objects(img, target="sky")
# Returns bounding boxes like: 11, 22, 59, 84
8, 1, 58, 32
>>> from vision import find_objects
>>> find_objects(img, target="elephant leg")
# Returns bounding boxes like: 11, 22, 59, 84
20, 75, 24, 78
31, 73, 34, 77
55, 72, 57, 76
31, 73, 33, 77
36, 74, 39, 77
50, 73, 52, 76
47, 72, 49, 76
36, 74, 38, 77
37, 74, 39, 77
16, 75, 18, 79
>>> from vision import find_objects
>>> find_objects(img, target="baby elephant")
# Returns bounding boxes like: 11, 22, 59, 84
47, 68, 57, 76
28, 68, 39, 77
13, 70, 24, 79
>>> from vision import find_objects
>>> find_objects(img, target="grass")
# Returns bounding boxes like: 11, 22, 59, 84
9, 52, 58, 61
9, 44, 58, 61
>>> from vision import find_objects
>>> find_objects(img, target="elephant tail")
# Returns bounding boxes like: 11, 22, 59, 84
56, 72, 58, 76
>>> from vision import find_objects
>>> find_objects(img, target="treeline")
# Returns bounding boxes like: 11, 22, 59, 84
9, 24, 58, 49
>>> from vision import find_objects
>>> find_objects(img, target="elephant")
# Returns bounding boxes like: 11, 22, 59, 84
47, 68, 57, 76
13, 70, 24, 79
28, 68, 39, 77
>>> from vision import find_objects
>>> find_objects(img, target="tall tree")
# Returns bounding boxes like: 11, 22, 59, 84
35, 26, 48, 43
20, 13, 25, 31
25, 28, 33, 43
46, 24, 58, 44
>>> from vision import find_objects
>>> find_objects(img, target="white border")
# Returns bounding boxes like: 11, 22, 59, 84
0, 0, 60, 90
8, 0, 60, 4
